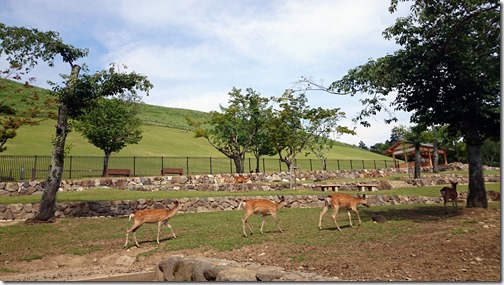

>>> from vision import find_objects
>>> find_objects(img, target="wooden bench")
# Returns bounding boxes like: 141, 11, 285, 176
319, 184, 340, 192
357, 183, 379, 192
161, 167, 184, 176
105, 168, 131, 177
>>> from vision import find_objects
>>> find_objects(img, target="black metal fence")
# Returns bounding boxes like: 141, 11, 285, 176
0, 155, 396, 181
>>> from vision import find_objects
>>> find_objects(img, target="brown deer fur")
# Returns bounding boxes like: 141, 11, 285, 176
319, 193, 369, 231
487, 190, 500, 201
440, 181, 458, 213
233, 174, 249, 190
238, 195, 288, 237
124, 201, 181, 248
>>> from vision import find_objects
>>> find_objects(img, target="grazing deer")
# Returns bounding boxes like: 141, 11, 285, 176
440, 181, 458, 213
233, 174, 249, 191
319, 193, 369, 231
124, 201, 181, 248
238, 195, 288, 237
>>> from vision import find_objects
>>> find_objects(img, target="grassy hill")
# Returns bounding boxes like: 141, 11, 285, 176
1, 78, 392, 160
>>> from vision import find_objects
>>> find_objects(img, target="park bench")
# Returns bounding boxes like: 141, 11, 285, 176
319, 184, 340, 192
105, 168, 131, 177
356, 183, 379, 192
161, 167, 184, 175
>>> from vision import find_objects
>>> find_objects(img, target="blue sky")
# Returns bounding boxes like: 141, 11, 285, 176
1, 0, 413, 147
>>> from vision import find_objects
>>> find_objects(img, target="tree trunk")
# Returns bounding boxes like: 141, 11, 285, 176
233, 155, 244, 173
102, 151, 111, 177
414, 145, 421, 179
432, 140, 439, 173
466, 142, 488, 208
34, 65, 81, 222
254, 155, 260, 173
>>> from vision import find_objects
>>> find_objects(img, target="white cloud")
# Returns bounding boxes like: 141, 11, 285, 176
1, 0, 413, 146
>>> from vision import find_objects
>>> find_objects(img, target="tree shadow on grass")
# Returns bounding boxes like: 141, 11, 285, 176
360, 204, 465, 224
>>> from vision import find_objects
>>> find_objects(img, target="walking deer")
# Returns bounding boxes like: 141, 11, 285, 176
233, 174, 249, 191
238, 195, 288, 237
319, 193, 369, 231
440, 181, 458, 213
124, 201, 181, 248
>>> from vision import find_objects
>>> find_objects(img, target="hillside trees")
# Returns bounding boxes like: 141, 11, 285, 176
0, 24, 152, 221
267, 90, 352, 170
73, 97, 143, 176
190, 87, 268, 173
300, 0, 500, 208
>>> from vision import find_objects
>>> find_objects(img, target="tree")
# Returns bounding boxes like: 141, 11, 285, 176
267, 90, 352, 170
1, 24, 152, 221
249, 107, 276, 173
191, 87, 268, 173
299, 0, 500, 208
358, 141, 368, 151
73, 97, 143, 176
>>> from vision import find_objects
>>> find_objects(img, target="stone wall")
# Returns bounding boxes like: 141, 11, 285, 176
155, 254, 343, 281
0, 166, 500, 196
0, 194, 447, 221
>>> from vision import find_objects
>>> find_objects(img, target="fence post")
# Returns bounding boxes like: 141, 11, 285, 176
20, 166, 25, 181
385, 160, 388, 168
32, 155, 38, 181
309, 159, 313, 171
161, 156, 164, 169
209, 157, 212, 174
69, 156, 73, 179
350, 160, 353, 170
279, 160, 282, 172
262, 158, 265, 173
362, 160, 365, 169
374, 160, 377, 169
186, 157, 189, 175
133, 156, 136, 176
337, 159, 340, 170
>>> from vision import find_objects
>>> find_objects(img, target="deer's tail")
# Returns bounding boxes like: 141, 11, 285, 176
128, 213, 135, 221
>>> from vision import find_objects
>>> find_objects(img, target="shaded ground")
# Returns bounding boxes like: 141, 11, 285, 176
0, 207, 500, 281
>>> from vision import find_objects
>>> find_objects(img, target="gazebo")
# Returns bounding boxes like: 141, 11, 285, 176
384, 141, 448, 169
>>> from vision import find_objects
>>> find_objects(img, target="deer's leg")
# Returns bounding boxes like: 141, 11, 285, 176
125, 223, 142, 248
271, 212, 282, 233
260, 216, 267, 234
156, 221, 163, 244
242, 213, 254, 237
319, 205, 329, 230
165, 221, 176, 239
351, 207, 362, 226
331, 205, 342, 231
346, 210, 354, 228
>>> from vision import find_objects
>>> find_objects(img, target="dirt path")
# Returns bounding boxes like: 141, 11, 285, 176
0, 207, 500, 281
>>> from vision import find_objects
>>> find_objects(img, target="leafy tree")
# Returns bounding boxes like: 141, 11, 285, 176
0, 24, 152, 221
268, 90, 352, 170
299, 1, 500, 208
73, 97, 143, 176
358, 141, 368, 151
191, 87, 267, 173
249, 107, 276, 173
480, 139, 500, 167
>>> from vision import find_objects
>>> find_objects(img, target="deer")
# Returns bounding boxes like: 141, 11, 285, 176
440, 181, 458, 213
318, 193, 369, 231
233, 174, 249, 191
487, 190, 500, 202
124, 200, 181, 248
238, 195, 288, 237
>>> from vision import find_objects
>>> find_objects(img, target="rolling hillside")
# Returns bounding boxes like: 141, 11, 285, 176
1, 78, 392, 160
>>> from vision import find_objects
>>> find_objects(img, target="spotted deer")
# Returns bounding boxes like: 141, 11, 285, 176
319, 193, 369, 231
124, 201, 181, 248
233, 174, 249, 191
238, 195, 288, 237
440, 181, 458, 213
